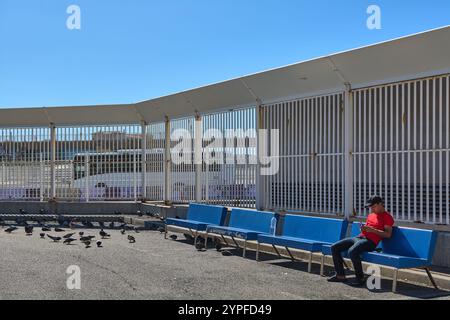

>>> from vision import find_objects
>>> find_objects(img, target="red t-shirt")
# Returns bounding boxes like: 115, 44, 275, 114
359, 212, 394, 246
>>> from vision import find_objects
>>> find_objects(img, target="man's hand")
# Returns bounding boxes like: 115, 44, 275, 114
361, 225, 376, 233
361, 225, 393, 239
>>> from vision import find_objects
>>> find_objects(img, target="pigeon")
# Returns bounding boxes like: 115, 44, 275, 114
80, 236, 95, 242
79, 231, 84, 236
47, 235, 61, 242
24, 225, 34, 235
54, 228, 65, 232
96, 241, 103, 248
221, 250, 233, 256
63, 233, 76, 239
195, 241, 206, 251
137, 210, 143, 217
83, 241, 91, 248
5, 226, 18, 233
109, 222, 115, 229
134, 227, 140, 233
157, 227, 165, 233
40, 233, 46, 239
127, 235, 136, 243
42, 227, 51, 232
63, 238, 76, 245
99, 229, 110, 239
120, 229, 126, 235
19, 208, 27, 215
169, 235, 177, 241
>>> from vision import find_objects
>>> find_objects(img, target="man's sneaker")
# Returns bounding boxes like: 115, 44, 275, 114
327, 274, 348, 283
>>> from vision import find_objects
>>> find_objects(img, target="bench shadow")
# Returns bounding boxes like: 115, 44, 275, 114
166, 238, 450, 300
268, 259, 450, 299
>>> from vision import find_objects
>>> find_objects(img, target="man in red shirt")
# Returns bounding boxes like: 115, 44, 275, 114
328, 196, 394, 286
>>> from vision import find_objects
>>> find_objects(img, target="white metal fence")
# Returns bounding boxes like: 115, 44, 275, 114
202, 108, 256, 208
0, 127, 51, 200
0, 74, 449, 225
353, 75, 450, 225
260, 93, 344, 214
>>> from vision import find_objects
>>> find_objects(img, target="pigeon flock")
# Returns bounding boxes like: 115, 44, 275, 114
0, 209, 145, 250
0, 208, 230, 255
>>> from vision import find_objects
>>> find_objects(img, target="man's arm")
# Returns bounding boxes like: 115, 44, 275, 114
361, 225, 393, 239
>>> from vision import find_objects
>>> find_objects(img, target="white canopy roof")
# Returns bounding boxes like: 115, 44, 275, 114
1, 25, 449, 127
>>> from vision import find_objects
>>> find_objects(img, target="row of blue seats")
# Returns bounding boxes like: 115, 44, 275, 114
165, 203, 438, 293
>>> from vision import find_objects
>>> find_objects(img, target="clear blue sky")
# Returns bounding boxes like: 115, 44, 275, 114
0, 0, 449, 108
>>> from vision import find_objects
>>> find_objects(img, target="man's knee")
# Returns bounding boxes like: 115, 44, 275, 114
348, 247, 361, 260
331, 243, 342, 254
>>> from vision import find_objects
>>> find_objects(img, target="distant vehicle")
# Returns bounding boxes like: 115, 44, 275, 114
72, 149, 239, 200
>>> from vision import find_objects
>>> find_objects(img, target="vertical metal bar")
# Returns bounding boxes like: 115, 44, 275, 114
344, 86, 354, 219
50, 124, 56, 200
194, 115, 202, 203
141, 121, 147, 201
412, 82, 417, 222
446, 75, 450, 226
164, 117, 172, 204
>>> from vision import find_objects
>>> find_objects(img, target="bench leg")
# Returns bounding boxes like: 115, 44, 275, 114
256, 242, 260, 262
243, 240, 247, 258
320, 254, 325, 277
204, 232, 208, 250
194, 232, 198, 247
221, 235, 229, 247
424, 267, 439, 290
164, 224, 168, 239
231, 236, 240, 249
308, 252, 313, 273
272, 245, 282, 258
285, 247, 295, 262
392, 268, 398, 293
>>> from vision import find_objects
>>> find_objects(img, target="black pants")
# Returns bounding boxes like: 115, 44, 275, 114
331, 237, 377, 280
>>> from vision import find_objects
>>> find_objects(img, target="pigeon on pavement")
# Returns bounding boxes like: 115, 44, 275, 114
127, 235, 136, 243
25, 225, 34, 235
63, 233, 76, 239
63, 238, 76, 245
83, 241, 91, 248
99, 229, 110, 239
80, 235, 95, 242
5, 226, 18, 233
47, 235, 62, 242
169, 235, 177, 240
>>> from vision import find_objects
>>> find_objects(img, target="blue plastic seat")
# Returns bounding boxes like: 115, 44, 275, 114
165, 203, 227, 243
256, 214, 348, 272
206, 208, 276, 257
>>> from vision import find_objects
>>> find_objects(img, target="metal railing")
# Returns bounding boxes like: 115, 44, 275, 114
0, 74, 449, 225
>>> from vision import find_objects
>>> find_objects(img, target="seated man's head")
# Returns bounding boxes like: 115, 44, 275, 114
365, 195, 385, 214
